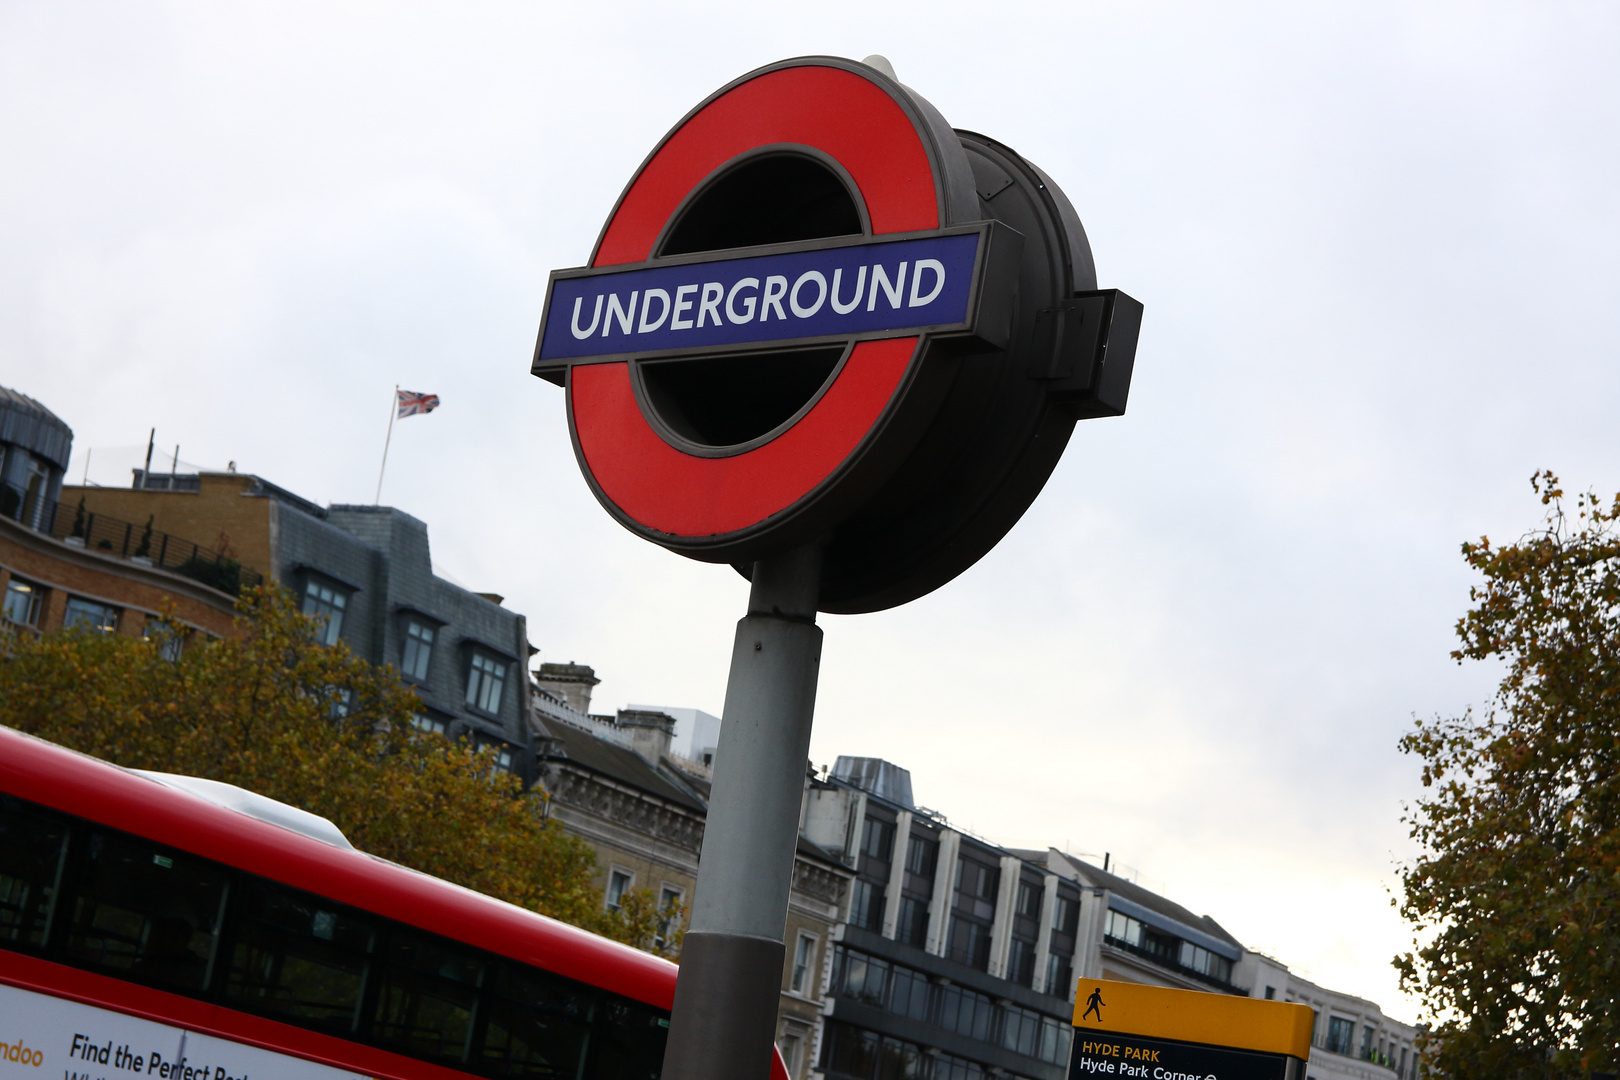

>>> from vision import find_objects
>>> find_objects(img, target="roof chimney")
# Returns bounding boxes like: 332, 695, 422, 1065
534, 661, 600, 715
617, 709, 676, 764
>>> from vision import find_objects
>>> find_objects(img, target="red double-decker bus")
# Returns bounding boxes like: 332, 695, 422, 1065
0, 727, 784, 1080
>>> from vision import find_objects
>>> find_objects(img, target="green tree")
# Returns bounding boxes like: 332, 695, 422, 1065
0, 585, 616, 937
1397, 472, 1620, 1079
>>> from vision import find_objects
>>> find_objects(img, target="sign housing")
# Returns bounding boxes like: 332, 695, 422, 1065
532, 56, 1141, 614
1070, 979, 1314, 1080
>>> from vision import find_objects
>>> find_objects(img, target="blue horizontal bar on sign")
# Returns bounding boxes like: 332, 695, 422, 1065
537, 232, 982, 363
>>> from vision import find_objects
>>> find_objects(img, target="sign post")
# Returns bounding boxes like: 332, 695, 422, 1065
660, 546, 824, 1080
532, 54, 1142, 1080
1070, 980, 1315, 1080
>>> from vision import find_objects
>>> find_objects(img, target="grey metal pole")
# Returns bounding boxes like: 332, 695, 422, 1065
661, 545, 823, 1080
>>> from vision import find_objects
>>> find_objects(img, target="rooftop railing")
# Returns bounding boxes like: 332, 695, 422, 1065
1, 480, 262, 597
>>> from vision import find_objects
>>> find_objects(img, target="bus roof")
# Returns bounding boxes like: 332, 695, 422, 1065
0, 726, 677, 1010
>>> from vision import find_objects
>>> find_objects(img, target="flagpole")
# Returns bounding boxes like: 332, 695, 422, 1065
375, 384, 398, 505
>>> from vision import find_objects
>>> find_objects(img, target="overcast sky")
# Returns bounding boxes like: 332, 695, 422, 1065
6, 1, 1618, 1022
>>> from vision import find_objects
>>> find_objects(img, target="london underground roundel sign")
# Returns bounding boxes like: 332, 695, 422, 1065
533, 57, 1142, 614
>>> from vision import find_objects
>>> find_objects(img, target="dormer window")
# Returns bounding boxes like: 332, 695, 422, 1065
401, 619, 435, 681
302, 579, 347, 645
465, 651, 507, 716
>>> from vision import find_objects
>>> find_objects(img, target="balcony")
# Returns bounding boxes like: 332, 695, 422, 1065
2, 481, 263, 597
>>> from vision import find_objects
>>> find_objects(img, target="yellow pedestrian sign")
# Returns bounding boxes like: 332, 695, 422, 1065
1069, 979, 1313, 1080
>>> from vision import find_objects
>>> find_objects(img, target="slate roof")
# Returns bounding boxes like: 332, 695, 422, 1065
662, 760, 712, 802
1075, 860, 1242, 949
539, 722, 850, 876
538, 720, 706, 813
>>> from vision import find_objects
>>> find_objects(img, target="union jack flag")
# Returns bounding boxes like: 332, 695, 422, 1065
396, 390, 441, 418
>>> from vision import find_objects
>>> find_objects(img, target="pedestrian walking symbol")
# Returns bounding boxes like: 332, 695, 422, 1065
1083, 988, 1105, 1022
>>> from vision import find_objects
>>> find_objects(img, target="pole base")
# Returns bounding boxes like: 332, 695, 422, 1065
662, 932, 786, 1080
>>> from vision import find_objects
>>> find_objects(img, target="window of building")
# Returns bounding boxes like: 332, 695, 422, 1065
1105, 910, 1232, 985
327, 687, 354, 719
1177, 941, 1233, 984
930, 1052, 986, 1080
2, 577, 42, 627
1104, 909, 1142, 948
861, 817, 895, 864
62, 596, 118, 633
411, 713, 448, 736
949, 854, 998, 971
1007, 938, 1037, 987
955, 858, 999, 911
791, 932, 817, 994
142, 620, 184, 661
1016, 880, 1040, 918
827, 946, 1072, 1068
401, 619, 435, 681
477, 741, 515, 773
833, 947, 890, 1007
301, 579, 347, 645
606, 869, 633, 912
1399, 1047, 1408, 1078
896, 831, 938, 948
896, 896, 928, 947
905, 835, 936, 878
824, 1022, 942, 1080
1326, 1017, 1355, 1056
850, 879, 884, 932
1264, 985, 1276, 1000
1008, 876, 1041, 987
655, 887, 684, 952
605, 872, 631, 913
947, 917, 993, 971
778, 1033, 802, 1080
1361, 1025, 1375, 1058
1045, 953, 1072, 1000
1054, 893, 1079, 936
465, 651, 507, 715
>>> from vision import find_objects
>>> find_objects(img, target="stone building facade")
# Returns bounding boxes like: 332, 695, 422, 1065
528, 673, 853, 1080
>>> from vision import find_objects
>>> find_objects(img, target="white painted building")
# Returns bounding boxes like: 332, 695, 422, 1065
1236, 952, 1420, 1080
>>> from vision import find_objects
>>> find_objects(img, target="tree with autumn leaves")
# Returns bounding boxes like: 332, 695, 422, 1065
1398, 473, 1620, 1078
0, 585, 681, 956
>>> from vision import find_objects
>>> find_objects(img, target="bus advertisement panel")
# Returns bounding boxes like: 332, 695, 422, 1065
0, 981, 369, 1080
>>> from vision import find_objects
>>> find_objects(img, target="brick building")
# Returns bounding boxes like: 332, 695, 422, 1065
1, 385, 240, 642
65, 468, 537, 778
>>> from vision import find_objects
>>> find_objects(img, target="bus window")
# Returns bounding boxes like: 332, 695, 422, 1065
590, 998, 669, 1080
477, 962, 594, 1078
0, 786, 678, 1080
0, 796, 68, 947
64, 830, 228, 993
373, 929, 484, 1067
225, 878, 374, 1035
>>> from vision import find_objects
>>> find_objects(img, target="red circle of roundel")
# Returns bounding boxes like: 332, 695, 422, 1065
569, 63, 942, 540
